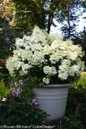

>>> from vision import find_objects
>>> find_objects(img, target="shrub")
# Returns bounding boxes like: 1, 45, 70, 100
0, 72, 12, 89
0, 79, 10, 100
6, 26, 85, 86
0, 100, 47, 125
72, 75, 86, 89
0, 72, 6, 81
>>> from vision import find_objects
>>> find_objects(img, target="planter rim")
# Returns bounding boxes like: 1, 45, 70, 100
34, 83, 72, 88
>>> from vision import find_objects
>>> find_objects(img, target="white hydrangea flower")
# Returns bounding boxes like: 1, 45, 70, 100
22, 64, 32, 74
25, 46, 31, 50
68, 51, 78, 61
12, 55, 20, 62
50, 52, 62, 64
61, 59, 71, 66
43, 45, 51, 55
15, 38, 24, 48
30, 26, 48, 45
43, 77, 50, 84
14, 61, 23, 70
59, 65, 69, 72
23, 50, 33, 64
43, 66, 57, 75
58, 71, 68, 80
6, 57, 15, 76
59, 43, 68, 50
51, 39, 62, 49
31, 43, 43, 51
32, 51, 45, 65
77, 61, 85, 71
69, 65, 80, 76
18, 49, 26, 61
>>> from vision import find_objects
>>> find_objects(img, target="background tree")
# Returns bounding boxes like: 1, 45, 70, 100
57, 0, 83, 40
12, 0, 73, 33
0, 0, 16, 59
0, 0, 86, 62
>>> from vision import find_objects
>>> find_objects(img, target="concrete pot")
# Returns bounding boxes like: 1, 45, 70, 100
33, 84, 72, 121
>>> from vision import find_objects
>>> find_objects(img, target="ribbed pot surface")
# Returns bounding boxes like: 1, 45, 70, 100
33, 84, 71, 121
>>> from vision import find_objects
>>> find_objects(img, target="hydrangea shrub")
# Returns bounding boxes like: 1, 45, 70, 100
6, 26, 85, 86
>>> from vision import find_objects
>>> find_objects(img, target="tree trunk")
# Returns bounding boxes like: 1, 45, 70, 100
47, 0, 55, 33
41, 0, 45, 29
47, 13, 52, 33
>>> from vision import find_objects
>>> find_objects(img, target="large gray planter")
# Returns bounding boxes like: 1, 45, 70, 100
33, 84, 72, 121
